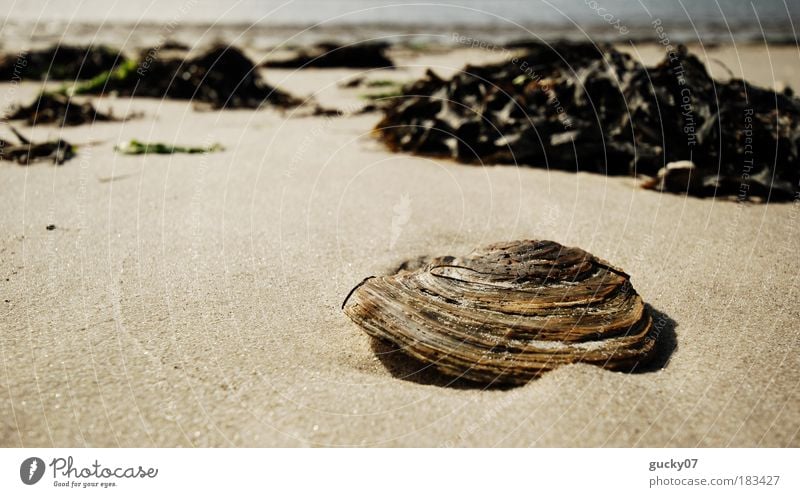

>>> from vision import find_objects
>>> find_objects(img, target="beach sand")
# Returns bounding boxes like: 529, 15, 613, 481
1, 41, 798, 447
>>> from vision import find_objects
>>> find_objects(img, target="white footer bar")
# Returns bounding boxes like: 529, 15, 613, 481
1, 448, 797, 496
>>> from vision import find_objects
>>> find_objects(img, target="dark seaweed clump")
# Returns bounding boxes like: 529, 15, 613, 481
375, 42, 800, 200
0, 45, 127, 81
5, 93, 116, 126
0, 127, 74, 165
75, 45, 300, 109
264, 42, 393, 69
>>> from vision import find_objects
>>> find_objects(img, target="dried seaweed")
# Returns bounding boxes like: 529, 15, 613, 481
114, 139, 224, 155
0, 45, 127, 81
5, 93, 117, 126
264, 42, 393, 69
0, 127, 75, 165
73, 45, 300, 109
374, 42, 800, 200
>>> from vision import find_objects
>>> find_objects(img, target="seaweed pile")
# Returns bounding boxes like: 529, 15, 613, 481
0, 44, 126, 80
343, 240, 657, 386
75, 45, 300, 109
264, 42, 393, 69
5, 93, 116, 126
0, 127, 74, 165
375, 42, 800, 199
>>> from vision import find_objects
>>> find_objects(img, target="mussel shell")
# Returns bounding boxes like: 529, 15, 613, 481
343, 240, 656, 385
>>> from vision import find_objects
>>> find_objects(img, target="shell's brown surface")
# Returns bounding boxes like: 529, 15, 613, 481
343, 240, 656, 385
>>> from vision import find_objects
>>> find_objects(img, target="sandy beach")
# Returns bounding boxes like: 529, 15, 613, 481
1, 39, 799, 447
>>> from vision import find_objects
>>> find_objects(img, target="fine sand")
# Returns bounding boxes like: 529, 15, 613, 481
1, 41, 799, 447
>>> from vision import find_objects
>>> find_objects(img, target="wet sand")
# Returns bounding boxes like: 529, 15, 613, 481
0, 41, 798, 447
